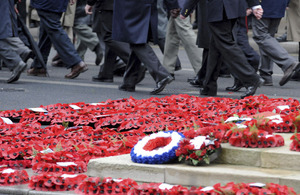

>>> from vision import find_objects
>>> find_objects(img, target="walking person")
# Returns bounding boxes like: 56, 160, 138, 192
252, 0, 300, 86
0, 0, 27, 83
86, 0, 135, 83
163, 0, 202, 78
112, 0, 180, 94
28, 0, 88, 79
181, 0, 265, 98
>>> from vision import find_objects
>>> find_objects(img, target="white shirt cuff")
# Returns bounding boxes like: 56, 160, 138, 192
252, 5, 262, 10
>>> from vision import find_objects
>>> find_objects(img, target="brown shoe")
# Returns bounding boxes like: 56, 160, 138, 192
27, 68, 47, 77
65, 61, 88, 79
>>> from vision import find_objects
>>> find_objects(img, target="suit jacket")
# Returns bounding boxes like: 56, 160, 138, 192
0, 0, 18, 39
261, 0, 289, 18
182, 0, 260, 22
112, 0, 179, 44
31, 0, 69, 13
87, 0, 113, 11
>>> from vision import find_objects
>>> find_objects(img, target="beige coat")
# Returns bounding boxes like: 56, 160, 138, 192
287, 0, 300, 41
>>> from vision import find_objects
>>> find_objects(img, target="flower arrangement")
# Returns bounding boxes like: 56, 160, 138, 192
0, 168, 29, 186
131, 131, 184, 164
75, 177, 137, 195
175, 134, 221, 166
127, 183, 189, 195
28, 173, 87, 191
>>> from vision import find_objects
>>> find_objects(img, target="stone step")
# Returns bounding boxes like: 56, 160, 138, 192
87, 154, 300, 193
87, 133, 300, 193
217, 133, 300, 171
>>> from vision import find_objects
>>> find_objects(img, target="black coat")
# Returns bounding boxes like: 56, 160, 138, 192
0, 0, 18, 39
182, 0, 260, 22
112, 0, 179, 44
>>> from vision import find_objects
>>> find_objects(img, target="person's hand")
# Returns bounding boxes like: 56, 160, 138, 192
170, 8, 181, 18
252, 7, 263, 20
246, 8, 252, 16
180, 14, 186, 20
69, 0, 76, 5
85, 5, 93, 15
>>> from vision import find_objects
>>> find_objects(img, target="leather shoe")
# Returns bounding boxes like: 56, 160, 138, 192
65, 61, 88, 79
119, 84, 135, 92
52, 59, 66, 67
241, 78, 264, 99
150, 75, 174, 95
200, 87, 216, 96
279, 62, 300, 86
276, 33, 287, 42
225, 79, 243, 91
27, 67, 47, 77
94, 44, 103, 66
7, 62, 27, 83
92, 75, 113, 82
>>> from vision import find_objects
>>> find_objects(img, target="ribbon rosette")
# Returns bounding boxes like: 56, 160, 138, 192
131, 131, 184, 164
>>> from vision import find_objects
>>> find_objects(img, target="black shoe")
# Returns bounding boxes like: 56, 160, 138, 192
225, 79, 243, 91
189, 78, 203, 88
92, 75, 113, 82
279, 62, 300, 86
119, 84, 135, 92
276, 33, 287, 42
7, 62, 27, 83
175, 64, 182, 71
240, 78, 264, 99
150, 75, 174, 95
291, 70, 300, 81
200, 88, 216, 96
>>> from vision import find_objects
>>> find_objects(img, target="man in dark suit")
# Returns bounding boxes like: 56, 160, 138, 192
252, 0, 300, 87
182, 0, 265, 98
112, 0, 180, 95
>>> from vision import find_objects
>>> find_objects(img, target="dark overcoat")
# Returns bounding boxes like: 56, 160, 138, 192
261, 0, 289, 18
0, 0, 17, 39
30, 0, 69, 13
112, 0, 179, 44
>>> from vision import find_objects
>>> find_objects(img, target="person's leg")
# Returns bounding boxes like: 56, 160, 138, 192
252, 18, 296, 73
162, 17, 181, 75
73, 24, 103, 65
37, 9, 82, 69
174, 16, 202, 74
0, 39, 27, 83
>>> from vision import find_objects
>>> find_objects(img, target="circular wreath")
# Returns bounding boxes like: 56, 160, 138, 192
131, 131, 184, 164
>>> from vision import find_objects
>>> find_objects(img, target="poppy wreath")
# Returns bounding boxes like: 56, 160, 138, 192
32, 161, 87, 174
28, 173, 87, 191
75, 177, 138, 195
0, 160, 32, 169
225, 126, 285, 148
127, 183, 189, 195
0, 168, 29, 186
290, 133, 300, 152
175, 134, 222, 166
194, 182, 298, 195
131, 131, 185, 164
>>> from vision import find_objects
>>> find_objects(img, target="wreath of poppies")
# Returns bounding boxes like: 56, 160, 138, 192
28, 173, 87, 191
131, 131, 184, 164
75, 177, 137, 195
0, 94, 299, 191
0, 168, 29, 186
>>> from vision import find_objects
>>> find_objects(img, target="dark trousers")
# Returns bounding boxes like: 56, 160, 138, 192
95, 10, 131, 78
204, 18, 260, 93
122, 43, 170, 86
31, 9, 81, 69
